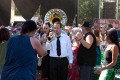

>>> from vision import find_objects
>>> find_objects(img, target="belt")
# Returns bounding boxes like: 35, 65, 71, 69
50, 57, 67, 60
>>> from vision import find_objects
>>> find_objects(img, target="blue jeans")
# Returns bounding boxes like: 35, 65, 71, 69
80, 65, 94, 80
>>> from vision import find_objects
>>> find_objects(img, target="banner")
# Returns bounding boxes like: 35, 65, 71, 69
94, 18, 120, 29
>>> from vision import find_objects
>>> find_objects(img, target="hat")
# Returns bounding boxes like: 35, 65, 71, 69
82, 21, 92, 28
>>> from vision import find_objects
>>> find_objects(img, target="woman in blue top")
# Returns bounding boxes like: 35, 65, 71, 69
1, 20, 47, 80
93, 29, 101, 65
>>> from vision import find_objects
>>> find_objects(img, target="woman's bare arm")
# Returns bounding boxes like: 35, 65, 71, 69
30, 37, 47, 57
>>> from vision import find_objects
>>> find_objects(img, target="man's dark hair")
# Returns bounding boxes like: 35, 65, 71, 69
0, 28, 10, 43
44, 22, 51, 27
82, 21, 92, 28
21, 20, 37, 34
54, 22, 62, 28
52, 18, 60, 24
108, 24, 113, 28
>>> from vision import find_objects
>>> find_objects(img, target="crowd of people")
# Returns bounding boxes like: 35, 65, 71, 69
0, 19, 120, 80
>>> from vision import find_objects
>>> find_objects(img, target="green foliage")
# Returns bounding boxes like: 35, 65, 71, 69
79, 0, 99, 23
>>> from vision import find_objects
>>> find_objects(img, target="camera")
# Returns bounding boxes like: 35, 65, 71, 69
47, 32, 55, 41
47, 36, 51, 41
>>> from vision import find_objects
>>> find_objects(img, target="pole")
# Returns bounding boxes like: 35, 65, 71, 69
77, 0, 79, 25
99, 0, 101, 19
75, 0, 78, 27
116, 0, 118, 20
10, 0, 15, 25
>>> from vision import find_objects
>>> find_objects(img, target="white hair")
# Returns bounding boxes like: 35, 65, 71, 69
71, 27, 81, 35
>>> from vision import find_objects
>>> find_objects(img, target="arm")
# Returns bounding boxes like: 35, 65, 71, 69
67, 36, 73, 64
74, 36, 81, 46
103, 45, 119, 69
80, 35, 93, 49
96, 37, 100, 46
67, 36, 73, 69
76, 32, 93, 49
30, 37, 47, 57
95, 45, 119, 74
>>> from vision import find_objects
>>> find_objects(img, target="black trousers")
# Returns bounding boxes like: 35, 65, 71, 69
49, 57, 69, 80
80, 66, 94, 80
41, 50, 50, 78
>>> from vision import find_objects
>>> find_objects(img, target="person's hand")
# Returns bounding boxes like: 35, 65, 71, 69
76, 32, 83, 40
68, 64, 72, 69
74, 36, 79, 41
49, 32, 54, 37
95, 68, 103, 74
48, 32, 55, 41
41, 34, 47, 43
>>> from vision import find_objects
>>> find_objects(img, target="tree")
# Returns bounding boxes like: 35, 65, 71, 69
78, 0, 99, 23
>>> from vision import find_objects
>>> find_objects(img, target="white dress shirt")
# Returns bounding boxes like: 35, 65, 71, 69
46, 33, 73, 64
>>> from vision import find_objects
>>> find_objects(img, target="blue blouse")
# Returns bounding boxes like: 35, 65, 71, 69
1, 35, 37, 80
